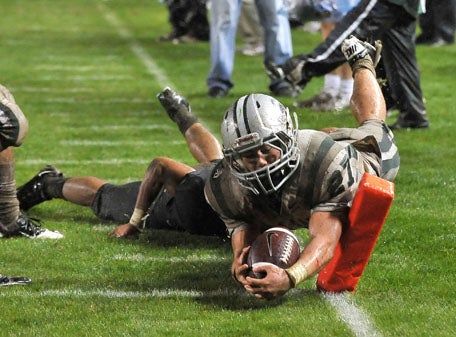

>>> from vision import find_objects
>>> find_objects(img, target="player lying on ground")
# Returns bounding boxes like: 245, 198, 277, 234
17, 88, 226, 239
0, 83, 62, 239
204, 35, 400, 299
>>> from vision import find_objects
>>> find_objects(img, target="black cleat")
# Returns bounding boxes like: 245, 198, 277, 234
0, 274, 32, 286
0, 212, 63, 239
157, 87, 198, 133
17, 165, 64, 211
157, 87, 193, 122
265, 59, 309, 89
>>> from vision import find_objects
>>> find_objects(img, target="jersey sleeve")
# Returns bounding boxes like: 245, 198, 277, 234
312, 144, 365, 213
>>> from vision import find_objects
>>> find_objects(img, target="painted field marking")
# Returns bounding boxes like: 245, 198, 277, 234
0, 288, 244, 299
59, 140, 185, 147
322, 292, 383, 337
98, 2, 175, 89
112, 253, 229, 263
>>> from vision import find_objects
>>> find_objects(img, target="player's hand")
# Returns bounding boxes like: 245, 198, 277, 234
108, 223, 141, 239
244, 264, 292, 300
231, 246, 251, 285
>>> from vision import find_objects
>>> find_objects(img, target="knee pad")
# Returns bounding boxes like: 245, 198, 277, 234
0, 99, 29, 150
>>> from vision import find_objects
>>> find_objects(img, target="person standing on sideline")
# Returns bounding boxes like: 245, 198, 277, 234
267, 0, 430, 130
207, 0, 298, 99
416, 0, 456, 46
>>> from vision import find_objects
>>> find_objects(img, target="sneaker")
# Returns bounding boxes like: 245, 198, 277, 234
341, 35, 382, 68
293, 92, 334, 109
332, 94, 351, 111
157, 87, 193, 123
389, 114, 429, 130
15, 213, 63, 239
239, 44, 265, 56
271, 83, 300, 98
0, 274, 32, 286
17, 165, 64, 211
172, 34, 200, 44
207, 86, 229, 99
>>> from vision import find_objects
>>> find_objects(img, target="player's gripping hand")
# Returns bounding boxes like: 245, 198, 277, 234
244, 264, 292, 300
108, 223, 141, 239
231, 246, 251, 285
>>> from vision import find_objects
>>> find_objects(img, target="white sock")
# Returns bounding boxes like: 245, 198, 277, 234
322, 74, 341, 97
339, 78, 354, 98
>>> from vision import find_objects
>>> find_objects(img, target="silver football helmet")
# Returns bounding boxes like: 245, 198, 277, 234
221, 94, 300, 195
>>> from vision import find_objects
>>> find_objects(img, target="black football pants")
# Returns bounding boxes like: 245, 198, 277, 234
299, 0, 426, 122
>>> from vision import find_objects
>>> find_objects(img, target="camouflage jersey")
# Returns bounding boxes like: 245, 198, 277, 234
204, 120, 399, 236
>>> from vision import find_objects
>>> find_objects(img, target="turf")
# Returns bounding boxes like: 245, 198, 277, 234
1, 1, 455, 336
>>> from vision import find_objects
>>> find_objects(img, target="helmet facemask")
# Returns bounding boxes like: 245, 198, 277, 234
222, 94, 300, 195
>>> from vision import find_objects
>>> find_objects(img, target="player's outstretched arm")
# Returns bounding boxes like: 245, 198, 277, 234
108, 157, 194, 238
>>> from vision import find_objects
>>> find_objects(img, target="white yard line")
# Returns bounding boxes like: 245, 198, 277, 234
98, 2, 176, 90
322, 292, 383, 337
112, 253, 228, 263
59, 140, 185, 146
0, 288, 254, 300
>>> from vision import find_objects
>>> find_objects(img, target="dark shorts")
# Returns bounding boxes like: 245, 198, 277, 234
91, 169, 226, 237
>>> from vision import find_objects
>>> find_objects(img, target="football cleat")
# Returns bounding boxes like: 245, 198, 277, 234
17, 165, 64, 211
264, 60, 286, 81
157, 87, 192, 123
0, 213, 63, 239
282, 57, 308, 86
15, 213, 63, 239
265, 58, 309, 88
0, 274, 32, 286
341, 35, 382, 68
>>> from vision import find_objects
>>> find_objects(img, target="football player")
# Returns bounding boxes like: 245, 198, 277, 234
204, 36, 400, 299
0, 84, 62, 239
17, 88, 227, 239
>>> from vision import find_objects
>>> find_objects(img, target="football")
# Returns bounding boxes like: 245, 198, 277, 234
247, 227, 301, 278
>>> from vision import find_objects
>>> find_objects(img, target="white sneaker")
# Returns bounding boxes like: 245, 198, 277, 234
333, 95, 351, 111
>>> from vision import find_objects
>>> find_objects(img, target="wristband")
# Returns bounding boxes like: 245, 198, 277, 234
285, 263, 308, 288
129, 208, 145, 227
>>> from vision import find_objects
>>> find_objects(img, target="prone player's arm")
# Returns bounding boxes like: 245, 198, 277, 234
285, 211, 343, 287
108, 157, 194, 238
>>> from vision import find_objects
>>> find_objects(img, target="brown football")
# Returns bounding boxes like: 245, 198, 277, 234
247, 227, 301, 278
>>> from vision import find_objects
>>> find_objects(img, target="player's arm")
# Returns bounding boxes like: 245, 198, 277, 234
244, 211, 343, 299
109, 157, 194, 238
285, 211, 343, 286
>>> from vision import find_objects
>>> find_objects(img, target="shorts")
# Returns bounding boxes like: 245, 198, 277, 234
91, 170, 226, 237
91, 181, 141, 223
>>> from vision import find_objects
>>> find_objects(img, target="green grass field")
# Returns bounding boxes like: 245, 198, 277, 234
1, 1, 455, 336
